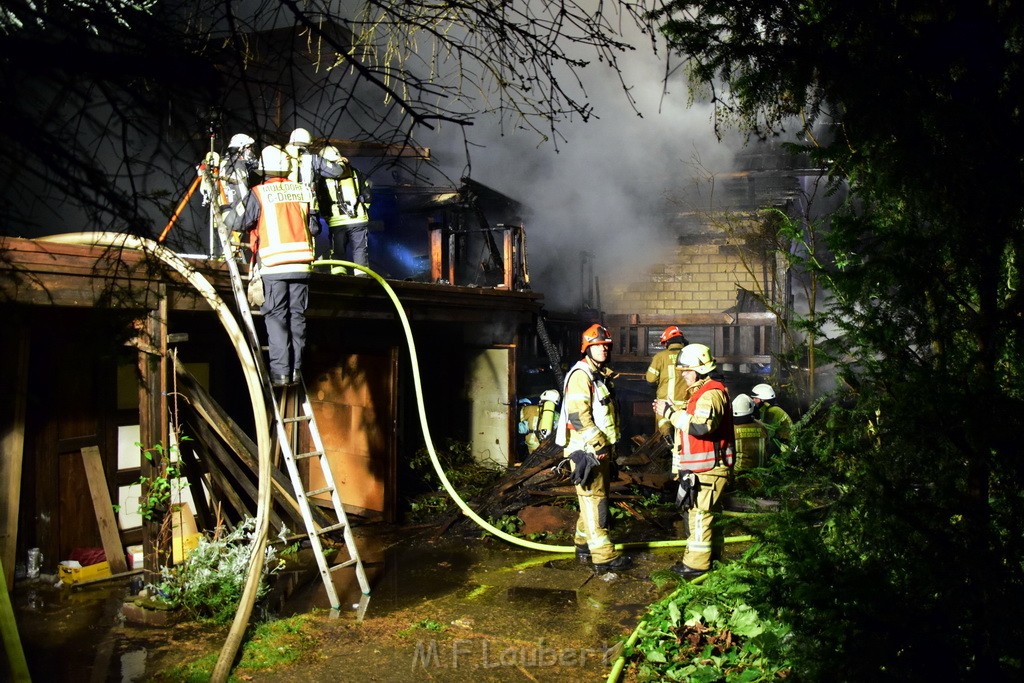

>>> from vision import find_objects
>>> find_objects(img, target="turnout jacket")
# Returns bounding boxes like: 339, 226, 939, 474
645, 342, 688, 405
239, 177, 314, 277
667, 377, 735, 474
555, 357, 620, 452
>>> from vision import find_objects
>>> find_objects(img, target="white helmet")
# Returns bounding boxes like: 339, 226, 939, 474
732, 394, 755, 418
289, 127, 312, 147
676, 343, 716, 374
228, 133, 254, 150
751, 383, 776, 401
539, 389, 560, 404
259, 145, 292, 175
320, 145, 348, 164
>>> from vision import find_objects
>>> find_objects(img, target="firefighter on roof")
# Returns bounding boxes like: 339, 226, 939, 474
235, 145, 315, 387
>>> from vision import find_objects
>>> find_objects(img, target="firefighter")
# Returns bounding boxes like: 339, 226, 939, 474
285, 128, 344, 187
218, 133, 258, 222
317, 145, 371, 276
751, 383, 794, 459
555, 324, 632, 574
731, 393, 767, 475
236, 145, 316, 387
654, 343, 735, 579
284, 128, 345, 239
519, 389, 560, 455
645, 325, 689, 436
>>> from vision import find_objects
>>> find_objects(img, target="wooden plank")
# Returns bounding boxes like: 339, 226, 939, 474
187, 415, 288, 532
171, 358, 334, 530
0, 323, 28, 591
429, 227, 443, 283
503, 229, 513, 290
79, 446, 129, 574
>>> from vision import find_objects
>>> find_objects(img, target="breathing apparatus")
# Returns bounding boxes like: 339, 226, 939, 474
538, 389, 559, 439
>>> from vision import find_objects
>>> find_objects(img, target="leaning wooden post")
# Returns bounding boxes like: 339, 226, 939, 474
137, 286, 169, 580
0, 321, 29, 592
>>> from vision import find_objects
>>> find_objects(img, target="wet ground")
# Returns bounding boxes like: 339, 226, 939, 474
11, 517, 753, 682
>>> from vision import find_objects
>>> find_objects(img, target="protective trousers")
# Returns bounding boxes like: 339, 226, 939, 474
330, 222, 369, 275
682, 465, 731, 571
261, 278, 309, 377
570, 449, 618, 565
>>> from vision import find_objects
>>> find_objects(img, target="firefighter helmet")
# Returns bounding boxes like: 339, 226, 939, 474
676, 343, 716, 374
539, 389, 560, 404
732, 393, 755, 418
228, 133, 254, 150
751, 383, 776, 401
320, 145, 348, 164
289, 127, 312, 147
659, 325, 686, 345
259, 145, 292, 175
580, 324, 612, 353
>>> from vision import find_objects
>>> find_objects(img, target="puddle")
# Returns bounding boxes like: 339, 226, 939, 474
12, 519, 754, 680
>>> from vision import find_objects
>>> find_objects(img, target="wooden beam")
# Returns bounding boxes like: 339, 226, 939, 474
187, 415, 288, 532
138, 292, 169, 576
171, 358, 334, 530
0, 322, 28, 591
429, 226, 443, 283
79, 446, 129, 574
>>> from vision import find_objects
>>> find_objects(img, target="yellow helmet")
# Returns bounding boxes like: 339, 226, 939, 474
676, 343, 716, 374
259, 145, 291, 176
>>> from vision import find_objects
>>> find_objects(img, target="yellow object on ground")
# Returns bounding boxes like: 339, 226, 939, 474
58, 561, 112, 585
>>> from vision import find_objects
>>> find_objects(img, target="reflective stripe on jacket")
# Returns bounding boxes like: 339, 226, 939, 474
251, 179, 314, 275
677, 379, 735, 473
323, 172, 369, 226
555, 359, 620, 448
646, 343, 687, 405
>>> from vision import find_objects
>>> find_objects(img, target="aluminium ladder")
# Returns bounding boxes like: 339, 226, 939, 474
201, 160, 370, 609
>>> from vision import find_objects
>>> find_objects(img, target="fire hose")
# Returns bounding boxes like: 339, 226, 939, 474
315, 260, 754, 556
31, 237, 753, 679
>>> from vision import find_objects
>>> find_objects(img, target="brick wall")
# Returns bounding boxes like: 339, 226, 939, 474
608, 238, 763, 316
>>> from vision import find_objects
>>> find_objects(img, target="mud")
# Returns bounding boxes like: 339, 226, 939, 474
11, 519, 752, 681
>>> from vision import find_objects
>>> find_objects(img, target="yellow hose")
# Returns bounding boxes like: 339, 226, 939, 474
315, 260, 756, 554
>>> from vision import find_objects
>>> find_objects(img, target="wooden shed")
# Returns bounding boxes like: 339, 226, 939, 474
0, 234, 543, 587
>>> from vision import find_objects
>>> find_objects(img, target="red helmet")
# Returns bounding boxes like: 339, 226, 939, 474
580, 324, 612, 353
660, 325, 685, 345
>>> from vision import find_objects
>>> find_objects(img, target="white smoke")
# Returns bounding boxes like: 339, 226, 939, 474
413, 24, 741, 310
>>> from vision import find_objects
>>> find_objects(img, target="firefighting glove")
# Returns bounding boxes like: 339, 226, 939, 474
676, 471, 700, 511
569, 450, 601, 489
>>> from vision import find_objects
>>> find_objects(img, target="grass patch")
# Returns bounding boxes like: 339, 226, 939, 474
157, 614, 317, 681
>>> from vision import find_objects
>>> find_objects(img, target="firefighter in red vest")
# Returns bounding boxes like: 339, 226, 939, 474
236, 145, 316, 387
554, 324, 632, 575
654, 343, 735, 579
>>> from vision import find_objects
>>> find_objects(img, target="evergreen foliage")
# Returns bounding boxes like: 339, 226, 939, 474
654, 0, 1024, 678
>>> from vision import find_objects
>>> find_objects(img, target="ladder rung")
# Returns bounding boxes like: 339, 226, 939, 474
315, 522, 348, 536
305, 486, 334, 497
294, 450, 323, 461
282, 415, 312, 424
330, 558, 358, 571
